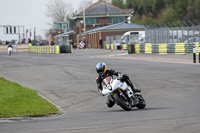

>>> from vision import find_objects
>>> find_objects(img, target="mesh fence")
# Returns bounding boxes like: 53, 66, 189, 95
145, 20, 200, 44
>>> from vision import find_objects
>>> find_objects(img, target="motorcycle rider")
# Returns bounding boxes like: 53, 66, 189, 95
7, 43, 13, 55
96, 62, 140, 107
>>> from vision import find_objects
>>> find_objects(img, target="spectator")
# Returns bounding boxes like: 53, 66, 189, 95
99, 38, 103, 49
40, 41, 44, 46
51, 40, 55, 46
28, 38, 32, 47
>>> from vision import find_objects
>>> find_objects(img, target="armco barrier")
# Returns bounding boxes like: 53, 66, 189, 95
128, 43, 199, 54
29, 45, 72, 54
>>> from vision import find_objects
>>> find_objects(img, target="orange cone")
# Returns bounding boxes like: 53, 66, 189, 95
110, 49, 112, 52
122, 48, 124, 52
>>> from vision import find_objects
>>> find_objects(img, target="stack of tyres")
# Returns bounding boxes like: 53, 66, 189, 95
128, 44, 135, 54
60, 45, 71, 53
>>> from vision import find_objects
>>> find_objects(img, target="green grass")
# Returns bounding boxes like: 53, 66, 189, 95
0, 77, 59, 118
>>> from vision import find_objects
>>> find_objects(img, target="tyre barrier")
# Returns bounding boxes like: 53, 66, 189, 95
59, 45, 72, 53
128, 43, 199, 54
105, 44, 128, 50
29, 45, 72, 54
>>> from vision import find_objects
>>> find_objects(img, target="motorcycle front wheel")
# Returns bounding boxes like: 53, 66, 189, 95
113, 91, 131, 111
8, 51, 11, 56
136, 96, 146, 109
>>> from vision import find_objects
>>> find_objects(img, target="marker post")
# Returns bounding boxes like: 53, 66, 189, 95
199, 46, 200, 63
193, 45, 196, 63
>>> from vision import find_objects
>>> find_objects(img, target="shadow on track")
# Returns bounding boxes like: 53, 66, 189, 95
104, 107, 169, 113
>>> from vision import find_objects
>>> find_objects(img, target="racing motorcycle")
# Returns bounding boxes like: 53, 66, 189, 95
101, 75, 146, 111
7, 46, 13, 56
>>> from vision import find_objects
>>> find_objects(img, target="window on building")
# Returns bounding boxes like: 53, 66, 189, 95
86, 18, 101, 25
108, 17, 125, 24
96, 18, 100, 24
56, 23, 62, 29
113, 17, 119, 24
108, 18, 112, 24
119, 17, 125, 22
86, 18, 95, 25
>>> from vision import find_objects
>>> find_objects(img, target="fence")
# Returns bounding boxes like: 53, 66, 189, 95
145, 20, 200, 44
104, 35, 123, 49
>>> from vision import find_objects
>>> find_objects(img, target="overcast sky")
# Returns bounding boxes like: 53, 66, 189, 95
0, 0, 98, 41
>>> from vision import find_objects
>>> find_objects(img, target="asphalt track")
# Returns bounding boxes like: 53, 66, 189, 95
0, 49, 200, 133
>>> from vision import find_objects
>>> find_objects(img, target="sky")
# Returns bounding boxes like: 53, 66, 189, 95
0, 0, 98, 41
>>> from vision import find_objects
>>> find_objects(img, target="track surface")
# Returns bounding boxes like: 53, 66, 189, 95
0, 50, 200, 133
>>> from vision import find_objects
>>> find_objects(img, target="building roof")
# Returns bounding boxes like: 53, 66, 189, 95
54, 30, 74, 38
78, 22, 145, 36
76, 1, 130, 17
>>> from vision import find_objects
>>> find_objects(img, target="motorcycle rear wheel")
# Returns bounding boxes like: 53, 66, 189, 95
113, 91, 131, 111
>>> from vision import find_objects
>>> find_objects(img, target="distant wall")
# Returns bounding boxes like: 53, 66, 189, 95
0, 44, 29, 52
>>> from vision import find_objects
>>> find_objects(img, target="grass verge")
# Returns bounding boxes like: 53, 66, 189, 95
0, 77, 59, 118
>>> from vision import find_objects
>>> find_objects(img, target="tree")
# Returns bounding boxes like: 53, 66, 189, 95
45, 0, 73, 22
77, 0, 94, 13
161, 7, 179, 23
152, 0, 164, 15
184, 0, 196, 20
36, 35, 42, 42
195, 0, 200, 19
173, 0, 187, 20
112, 0, 124, 9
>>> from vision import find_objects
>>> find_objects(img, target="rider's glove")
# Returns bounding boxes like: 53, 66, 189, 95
118, 72, 123, 78
98, 88, 105, 96
96, 77, 99, 83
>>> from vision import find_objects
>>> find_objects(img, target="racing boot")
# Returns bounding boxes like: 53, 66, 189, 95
130, 84, 141, 93
130, 95, 139, 107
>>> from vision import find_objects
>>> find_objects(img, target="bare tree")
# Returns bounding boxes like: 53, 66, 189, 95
46, 0, 73, 22
105, 0, 111, 3
36, 35, 42, 42
78, 0, 94, 13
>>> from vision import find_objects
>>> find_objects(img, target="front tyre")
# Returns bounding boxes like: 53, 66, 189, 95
106, 97, 115, 108
113, 91, 131, 111
136, 96, 146, 109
